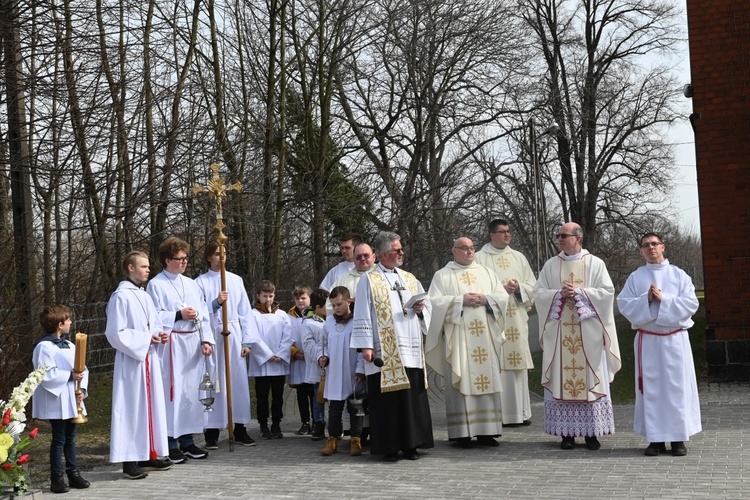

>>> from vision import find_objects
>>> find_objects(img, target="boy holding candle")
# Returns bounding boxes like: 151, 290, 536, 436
32, 305, 90, 494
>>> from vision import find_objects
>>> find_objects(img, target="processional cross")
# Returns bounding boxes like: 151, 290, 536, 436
192, 162, 242, 450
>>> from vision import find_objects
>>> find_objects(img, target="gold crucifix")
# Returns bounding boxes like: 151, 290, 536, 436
192, 163, 242, 245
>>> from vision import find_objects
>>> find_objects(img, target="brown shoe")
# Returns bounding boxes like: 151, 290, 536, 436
350, 436, 362, 456
321, 437, 339, 456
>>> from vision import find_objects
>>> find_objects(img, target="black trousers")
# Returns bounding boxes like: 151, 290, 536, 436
295, 383, 314, 423
254, 375, 285, 426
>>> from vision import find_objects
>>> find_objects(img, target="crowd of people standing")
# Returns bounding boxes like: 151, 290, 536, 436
31, 221, 703, 493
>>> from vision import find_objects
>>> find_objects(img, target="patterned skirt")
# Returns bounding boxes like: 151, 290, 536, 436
543, 390, 615, 437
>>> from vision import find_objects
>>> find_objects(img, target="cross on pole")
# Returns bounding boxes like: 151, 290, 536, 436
192, 162, 242, 451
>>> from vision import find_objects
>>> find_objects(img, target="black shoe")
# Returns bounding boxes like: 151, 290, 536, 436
455, 437, 472, 449
271, 423, 283, 439
204, 429, 220, 449
205, 439, 218, 450
560, 436, 575, 450
168, 448, 187, 464
402, 448, 420, 460
122, 462, 148, 480
671, 441, 688, 456
50, 474, 69, 493
644, 442, 666, 456
522, 419, 532, 426
234, 426, 257, 447
260, 426, 274, 440
311, 422, 325, 441
66, 468, 90, 489
296, 423, 311, 435
180, 443, 208, 459
584, 436, 601, 450
384, 452, 399, 462
476, 436, 500, 447
137, 458, 174, 471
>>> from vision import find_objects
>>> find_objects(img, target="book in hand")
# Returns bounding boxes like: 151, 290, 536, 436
404, 293, 427, 309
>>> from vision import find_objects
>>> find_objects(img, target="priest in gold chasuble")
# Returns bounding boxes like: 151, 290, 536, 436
427, 237, 509, 447
532, 223, 621, 451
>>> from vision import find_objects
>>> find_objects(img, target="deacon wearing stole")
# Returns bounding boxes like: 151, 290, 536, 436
475, 219, 536, 425
351, 232, 434, 461
533, 223, 621, 451
426, 237, 508, 447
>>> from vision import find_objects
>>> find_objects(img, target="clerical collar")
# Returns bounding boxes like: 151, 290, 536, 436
378, 264, 398, 273
646, 259, 669, 269
39, 334, 70, 349
162, 269, 180, 279
561, 249, 586, 261
334, 313, 352, 324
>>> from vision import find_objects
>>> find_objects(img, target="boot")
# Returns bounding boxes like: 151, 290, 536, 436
50, 474, 69, 494
66, 468, 90, 489
321, 436, 339, 456
349, 436, 362, 456
311, 421, 326, 441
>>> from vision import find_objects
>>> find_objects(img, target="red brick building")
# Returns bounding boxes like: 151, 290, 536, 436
686, 1, 750, 380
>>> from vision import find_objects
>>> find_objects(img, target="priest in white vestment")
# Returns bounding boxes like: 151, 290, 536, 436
105, 250, 171, 479
195, 242, 259, 448
426, 237, 508, 447
320, 233, 361, 291
617, 232, 701, 457
325, 242, 376, 314
147, 237, 214, 463
351, 232, 434, 461
532, 223, 621, 451
475, 219, 536, 425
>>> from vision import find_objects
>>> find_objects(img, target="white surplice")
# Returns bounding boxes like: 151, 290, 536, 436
196, 269, 256, 428
287, 307, 308, 385
247, 308, 292, 377
147, 271, 214, 437
301, 315, 326, 384
475, 244, 536, 423
32, 339, 89, 421
617, 259, 702, 442
325, 267, 371, 314
322, 317, 364, 401
104, 281, 169, 462
320, 261, 356, 292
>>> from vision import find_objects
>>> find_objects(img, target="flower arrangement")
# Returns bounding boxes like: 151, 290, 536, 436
0, 366, 47, 493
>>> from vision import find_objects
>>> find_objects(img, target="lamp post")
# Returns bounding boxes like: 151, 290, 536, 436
529, 119, 559, 275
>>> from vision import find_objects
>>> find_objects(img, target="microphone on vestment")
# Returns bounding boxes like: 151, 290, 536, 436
373, 357, 384, 367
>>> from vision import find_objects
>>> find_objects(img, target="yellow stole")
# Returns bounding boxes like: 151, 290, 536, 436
368, 269, 418, 392
558, 259, 588, 401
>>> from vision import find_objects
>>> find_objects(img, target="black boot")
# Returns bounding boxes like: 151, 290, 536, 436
311, 421, 326, 441
50, 473, 69, 494
66, 468, 90, 489
204, 428, 220, 449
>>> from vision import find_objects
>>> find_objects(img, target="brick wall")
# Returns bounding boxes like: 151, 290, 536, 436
687, 1, 750, 381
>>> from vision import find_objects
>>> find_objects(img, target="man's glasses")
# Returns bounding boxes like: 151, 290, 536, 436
355, 254, 372, 260
555, 234, 575, 239
169, 256, 189, 262
454, 245, 476, 252
640, 241, 663, 249
388, 248, 405, 254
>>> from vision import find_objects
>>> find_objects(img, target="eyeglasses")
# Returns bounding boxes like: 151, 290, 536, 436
355, 254, 372, 260
492, 230, 510, 235
169, 256, 189, 262
454, 245, 476, 252
555, 234, 575, 239
640, 241, 663, 249
388, 248, 405, 254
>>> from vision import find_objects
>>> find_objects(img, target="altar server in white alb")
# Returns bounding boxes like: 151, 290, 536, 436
532, 222, 621, 451
33, 304, 91, 492
105, 251, 172, 479
474, 218, 536, 425
196, 242, 259, 448
617, 232, 701, 457
426, 237, 508, 448
147, 237, 214, 464
319, 233, 361, 292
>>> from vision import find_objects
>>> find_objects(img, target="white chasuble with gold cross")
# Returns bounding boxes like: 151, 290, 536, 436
533, 252, 621, 403
426, 262, 508, 397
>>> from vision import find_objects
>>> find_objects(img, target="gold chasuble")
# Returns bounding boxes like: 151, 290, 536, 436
368, 270, 420, 392
558, 260, 588, 400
